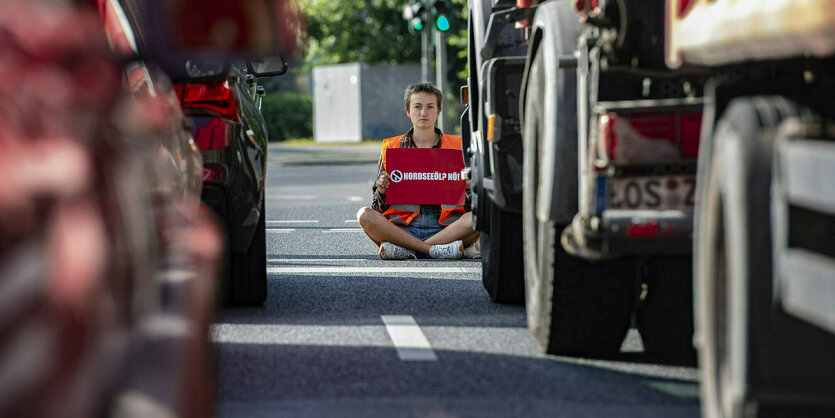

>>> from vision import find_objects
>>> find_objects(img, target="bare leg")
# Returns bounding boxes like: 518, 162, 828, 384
356, 207, 433, 254
424, 212, 480, 247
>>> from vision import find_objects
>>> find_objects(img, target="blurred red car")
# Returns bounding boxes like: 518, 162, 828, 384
0, 0, 219, 416
0, 0, 297, 415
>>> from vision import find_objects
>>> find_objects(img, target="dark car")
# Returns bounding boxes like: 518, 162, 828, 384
175, 59, 286, 306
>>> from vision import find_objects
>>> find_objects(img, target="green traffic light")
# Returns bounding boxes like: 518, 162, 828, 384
411, 17, 424, 31
435, 15, 450, 31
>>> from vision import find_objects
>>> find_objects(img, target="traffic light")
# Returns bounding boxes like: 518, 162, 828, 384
432, 0, 453, 32
403, 0, 427, 32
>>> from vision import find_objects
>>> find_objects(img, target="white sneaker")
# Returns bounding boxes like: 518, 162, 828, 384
429, 240, 463, 259
463, 239, 481, 259
379, 242, 417, 260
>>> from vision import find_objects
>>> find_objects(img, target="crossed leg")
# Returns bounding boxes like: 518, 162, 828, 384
356, 207, 479, 255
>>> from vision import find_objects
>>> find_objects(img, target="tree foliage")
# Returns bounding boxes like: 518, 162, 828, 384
299, 0, 468, 88
300, 0, 421, 66
261, 92, 313, 141
447, 0, 468, 87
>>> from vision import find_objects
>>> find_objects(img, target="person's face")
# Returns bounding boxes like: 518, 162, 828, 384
406, 92, 439, 130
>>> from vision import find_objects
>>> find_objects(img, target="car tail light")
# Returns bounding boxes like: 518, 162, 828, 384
596, 110, 701, 166
175, 80, 238, 120
192, 117, 231, 151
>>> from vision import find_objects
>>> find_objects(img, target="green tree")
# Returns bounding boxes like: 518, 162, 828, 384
298, 0, 470, 133
300, 0, 421, 65
447, 0, 468, 89
299, 0, 468, 87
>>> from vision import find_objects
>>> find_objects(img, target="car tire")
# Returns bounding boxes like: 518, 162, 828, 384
229, 201, 267, 306
481, 202, 524, 305
522, 42, 635, 356
636, 255, 696, 363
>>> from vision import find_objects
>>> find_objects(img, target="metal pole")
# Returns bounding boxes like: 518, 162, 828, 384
421, 28, 430, 82
435, 28, 447, 131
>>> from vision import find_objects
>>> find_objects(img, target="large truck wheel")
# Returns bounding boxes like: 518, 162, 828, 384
696, 97, 835, 417
228, 200, 267, 306
522, 42, 634, 356
636, 255, 696, 363
481, 202, 524, 304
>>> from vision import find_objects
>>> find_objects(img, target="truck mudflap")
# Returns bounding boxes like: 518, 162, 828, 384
772, 134, 835, 334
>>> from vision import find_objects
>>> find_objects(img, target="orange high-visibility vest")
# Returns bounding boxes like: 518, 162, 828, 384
380, 133, 466, 226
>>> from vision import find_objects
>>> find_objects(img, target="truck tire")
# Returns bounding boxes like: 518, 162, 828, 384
229, 200, 267, 306
696, 97, 835, 417
522, 43, 635, 356
636, 255, 696, 363
481, 201, 524, 304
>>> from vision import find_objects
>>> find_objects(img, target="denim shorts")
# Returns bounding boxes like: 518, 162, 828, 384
401, 205, 444, 241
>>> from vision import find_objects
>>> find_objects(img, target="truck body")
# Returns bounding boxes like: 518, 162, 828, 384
463, 0, 835, 416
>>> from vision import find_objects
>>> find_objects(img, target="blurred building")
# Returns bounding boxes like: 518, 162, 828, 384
313, 63, 421, 143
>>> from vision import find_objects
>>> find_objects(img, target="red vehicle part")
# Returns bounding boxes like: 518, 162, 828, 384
191, 116, 233, 151
0, 1, 219, 416
175, 80, 239, 120
596, 111, 701, 165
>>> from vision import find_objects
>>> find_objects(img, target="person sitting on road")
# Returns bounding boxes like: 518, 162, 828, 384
357, 82, 481, 260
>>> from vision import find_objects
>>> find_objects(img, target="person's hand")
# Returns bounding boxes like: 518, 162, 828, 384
376, 171, 391, 195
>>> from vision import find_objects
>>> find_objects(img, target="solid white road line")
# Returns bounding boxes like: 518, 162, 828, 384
267, 266, 480, 274
266, 228, 296, 234
268, 258, 362, 263
322, 228, 363, 233
347, 196, 364, 202
266, 195, 317, 200
212, 324, 391, 347
381, 315, 437, 361
344, 219, 358, 223
267, 220, 319, 224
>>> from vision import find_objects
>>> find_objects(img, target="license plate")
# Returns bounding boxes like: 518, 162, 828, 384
606, 176, 695, 210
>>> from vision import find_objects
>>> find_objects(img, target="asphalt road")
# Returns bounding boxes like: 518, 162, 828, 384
212, 149, 701, 418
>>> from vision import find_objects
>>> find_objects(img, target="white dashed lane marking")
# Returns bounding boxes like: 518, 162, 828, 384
266, 229, 296, 234
322, 228, 363, 233
382, 315, 437, 361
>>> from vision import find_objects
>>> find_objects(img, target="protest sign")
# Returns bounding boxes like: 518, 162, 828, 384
385, 148, 466, 205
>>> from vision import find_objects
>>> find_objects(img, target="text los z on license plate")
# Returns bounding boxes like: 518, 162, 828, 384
608, 176, 695, 210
